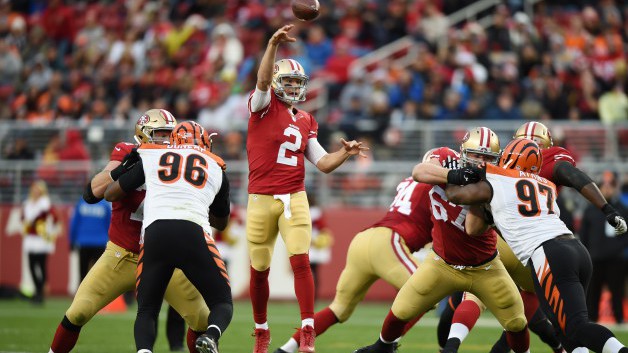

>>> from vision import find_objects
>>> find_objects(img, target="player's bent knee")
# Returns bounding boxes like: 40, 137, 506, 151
285, 230, 310, 255
329, 301, 356, 323
250, 247, 272, 271
66, 300, 98, 326
503, 316, 528, 333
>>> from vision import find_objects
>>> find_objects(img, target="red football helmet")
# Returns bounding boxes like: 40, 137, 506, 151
169, 121, 212, 150
423, 147, 460, 169
499, 138, 543, 173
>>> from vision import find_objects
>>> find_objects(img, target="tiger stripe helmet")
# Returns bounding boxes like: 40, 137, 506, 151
513, 121, 553, 149
134, 109, 177, 144
272, 59, 309, 104
170, 121, 212, 150
460, 127, 501, 167
499, 138, 543, 173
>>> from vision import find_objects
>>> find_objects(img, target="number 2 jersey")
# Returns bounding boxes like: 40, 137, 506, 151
371, 178, 434, 252
485, 164, 572, 265
108, 142, 145, 253
247, 90, 319, 195
137, 144, 227, 236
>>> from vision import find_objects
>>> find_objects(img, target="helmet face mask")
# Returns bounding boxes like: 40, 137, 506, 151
272, 59, 309, 104
460, 127, 501, 167
134, 109, 177, 145
513, 121, 553, 149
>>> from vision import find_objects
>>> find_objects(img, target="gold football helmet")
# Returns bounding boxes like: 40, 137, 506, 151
460, 127, 501, 167
134, 109, 177, 144
513, 121, 553, 149
272, 59, 309, 104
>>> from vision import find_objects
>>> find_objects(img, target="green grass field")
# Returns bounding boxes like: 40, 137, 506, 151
0, 298, 626, 352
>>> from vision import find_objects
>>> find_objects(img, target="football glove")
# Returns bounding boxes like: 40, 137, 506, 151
602, 204, 627, 235
447, 166, 482, 186
110, 148, 140, 181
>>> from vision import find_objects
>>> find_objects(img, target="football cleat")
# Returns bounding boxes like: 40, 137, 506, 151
298, 325, 315, 353
353, 340, 395, 353
195, 334, 219, 353
253, 328, 271, 353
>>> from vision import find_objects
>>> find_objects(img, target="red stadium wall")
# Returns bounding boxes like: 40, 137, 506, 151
0, 205, 397, 300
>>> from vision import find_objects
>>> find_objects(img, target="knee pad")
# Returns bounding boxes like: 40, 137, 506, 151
285, 228, 310, 255
250, 247, 272, 271
503, 316, 528, 333
66, 299, 98, 326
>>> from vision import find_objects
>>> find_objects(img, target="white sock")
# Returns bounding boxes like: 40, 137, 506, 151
602, 337, 624, 353
302, 318, 314, 328
280, 338, 299, 353
49, 350, 54, 353
448, 323, 470, 342
137, 350, 152, 353
572, 348, 589, 353
255, 322, 269, 330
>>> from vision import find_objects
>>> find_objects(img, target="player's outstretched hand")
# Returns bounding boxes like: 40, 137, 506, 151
269, 24, 297, 46
120, 148, 140, 171
603, 204, 627, 235
341, 138, 369, 158
447, 166, 482, 185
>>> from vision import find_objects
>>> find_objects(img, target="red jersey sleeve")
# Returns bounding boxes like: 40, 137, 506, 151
540, 146, 576, 180
307, 113, 319, 139
110, 142, 136, 162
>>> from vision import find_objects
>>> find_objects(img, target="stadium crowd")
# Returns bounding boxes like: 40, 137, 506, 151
0, 0, 626, 156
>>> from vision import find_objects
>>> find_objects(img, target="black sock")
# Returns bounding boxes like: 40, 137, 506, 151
490, 331, 511, 353
442, 338, 461, 352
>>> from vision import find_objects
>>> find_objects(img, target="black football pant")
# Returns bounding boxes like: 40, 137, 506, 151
28, 253, 48, 301
587, 258, 626, 324
78, 246, 105, 281
134, 220, 233, 351
529, 237, 618, 352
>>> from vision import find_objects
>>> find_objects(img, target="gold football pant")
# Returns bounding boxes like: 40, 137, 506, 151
329, 227, 419, 322
65, 241, 209, 331
247, 192, 312, 271
392, 250, 527, 333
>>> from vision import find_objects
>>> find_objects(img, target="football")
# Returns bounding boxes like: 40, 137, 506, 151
291, 0, 320, 21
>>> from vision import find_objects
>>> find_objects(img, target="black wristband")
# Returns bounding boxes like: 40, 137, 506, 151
602, 203, 616, 216
109, 164, 126, 181
82, 181, 103, 204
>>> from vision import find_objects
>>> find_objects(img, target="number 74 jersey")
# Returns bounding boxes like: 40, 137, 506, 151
485, 164, 572, 265
247, 92, 319, 195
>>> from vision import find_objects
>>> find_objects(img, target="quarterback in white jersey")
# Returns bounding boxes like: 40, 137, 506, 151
444, 138, 628, 353
105, 121, 233, 353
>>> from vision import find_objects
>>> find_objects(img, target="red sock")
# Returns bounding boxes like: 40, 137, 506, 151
401, 312, 424, 336
290, 254, 315, 320
250, 266, 270, 324
291, 306, 339, 341
186, 328, 202, 352
50, 317, 81, 353
452, 300, 481, 330
506, 325, 530, 353
381, 310, 408, 342
520, 290, 539, 321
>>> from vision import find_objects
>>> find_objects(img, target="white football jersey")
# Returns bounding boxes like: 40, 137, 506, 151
485, 164, 572, 265
138, 144, 225, 238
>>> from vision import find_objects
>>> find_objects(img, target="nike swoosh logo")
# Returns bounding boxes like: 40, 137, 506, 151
115, 147, 121, 151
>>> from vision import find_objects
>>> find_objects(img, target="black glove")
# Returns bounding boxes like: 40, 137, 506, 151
602, 204, 627, 235
110, 148, 140, 181
447, 166, 482, 185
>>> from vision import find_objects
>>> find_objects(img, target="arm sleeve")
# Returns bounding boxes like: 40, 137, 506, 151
209, 172, 231, 217
552, 161, 593, 191
83, 180, 103, 204
305, 138, 328, 165
249, 87, 271, 113
118, 161, 145, 193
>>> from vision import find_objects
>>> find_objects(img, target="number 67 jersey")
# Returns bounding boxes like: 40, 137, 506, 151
485, 164, 572, 265
247, 92, 318, 195
138, 144, 226, 237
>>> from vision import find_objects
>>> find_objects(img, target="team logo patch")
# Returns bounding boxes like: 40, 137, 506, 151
274, 64, 279, 74
462, 132, 470, 143
137, 115, 149, 125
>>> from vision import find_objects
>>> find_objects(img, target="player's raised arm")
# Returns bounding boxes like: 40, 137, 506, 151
104, 161, 145, 202
84, 149, 140, 202
257, 25, 296, 91
311, 138, 369, 174
445, 182, 492, 205
412, 160, 482, 186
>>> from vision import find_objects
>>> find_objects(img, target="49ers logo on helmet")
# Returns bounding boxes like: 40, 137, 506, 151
274, 64, 279, 74
137, 115, 149, 125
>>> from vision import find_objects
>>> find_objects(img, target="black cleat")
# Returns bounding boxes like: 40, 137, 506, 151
195, 334, 219, 353
354, 340, 395, 353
